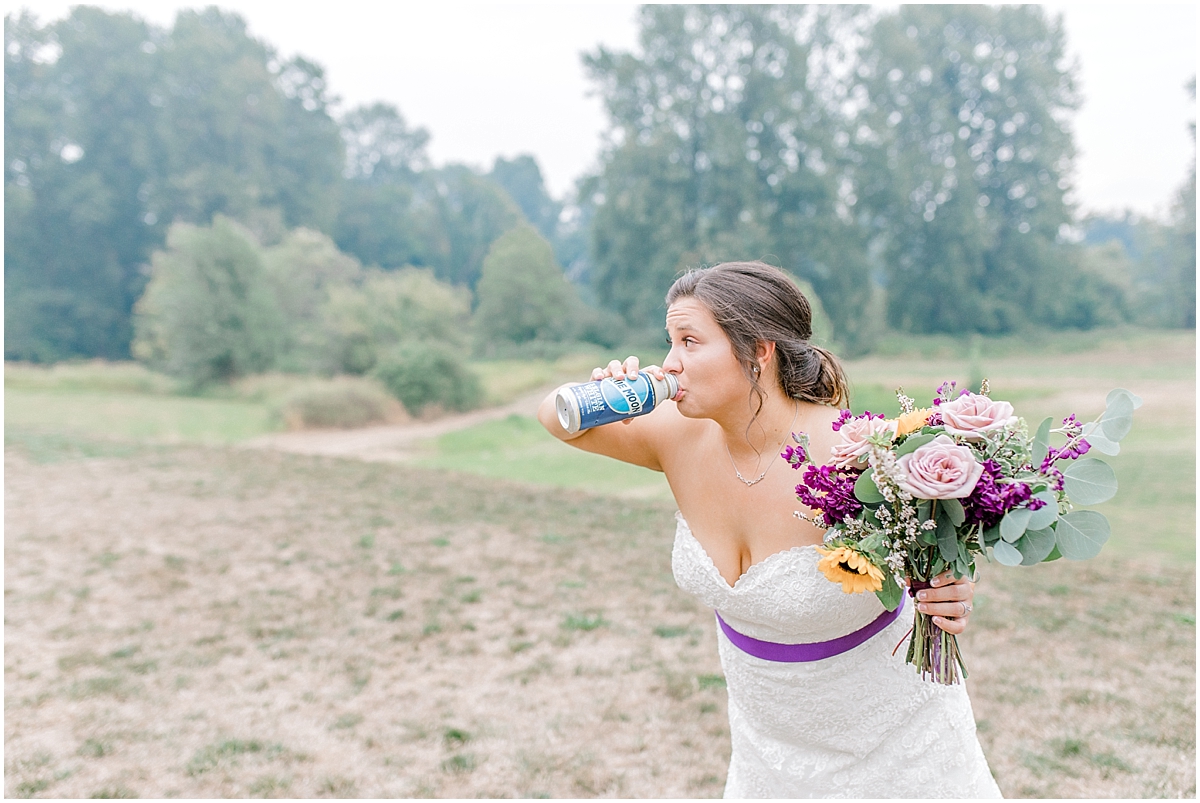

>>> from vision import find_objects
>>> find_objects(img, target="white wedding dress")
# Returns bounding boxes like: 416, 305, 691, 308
672, 514, 1002, 798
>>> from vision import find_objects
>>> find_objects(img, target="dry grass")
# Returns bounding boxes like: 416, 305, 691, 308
5, 442, 1194, 798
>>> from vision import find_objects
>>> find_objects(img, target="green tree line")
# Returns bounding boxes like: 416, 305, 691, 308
5, 5, 1195, 366
583, 5, 1194, 348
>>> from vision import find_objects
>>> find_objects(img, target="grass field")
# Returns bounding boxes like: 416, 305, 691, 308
4, 441, 1194, 798
4, 330, 1195, 797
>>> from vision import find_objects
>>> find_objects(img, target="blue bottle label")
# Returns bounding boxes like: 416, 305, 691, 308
600, 376, 650, 415
575, 376, 658, 428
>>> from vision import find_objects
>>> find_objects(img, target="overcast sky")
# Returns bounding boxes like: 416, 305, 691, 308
5, 2, 1196, 219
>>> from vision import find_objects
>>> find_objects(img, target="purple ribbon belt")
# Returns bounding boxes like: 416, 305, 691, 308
715, 594, 905, 662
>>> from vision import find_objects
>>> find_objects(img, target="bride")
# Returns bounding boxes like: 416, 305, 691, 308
537, 261, 1001, 798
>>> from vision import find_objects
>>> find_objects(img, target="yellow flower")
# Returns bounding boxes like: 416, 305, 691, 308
815, 546, 885, 594
894, 408, 933, 437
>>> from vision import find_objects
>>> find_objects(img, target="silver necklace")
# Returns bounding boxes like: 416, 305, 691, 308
725, 403, 799, 487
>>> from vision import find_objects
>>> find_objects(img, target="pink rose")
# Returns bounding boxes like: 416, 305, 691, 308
830, 415, 898, 470
897, 434, 984, 499
938, 393, 1017, 440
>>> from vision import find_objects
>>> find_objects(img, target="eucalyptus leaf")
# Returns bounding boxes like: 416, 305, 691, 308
982, 526, 1002, 546
1106, 387, 1143, 410
876, 572, 902, 612
941, 497, 965, 527
854, 469, 885, 503
1100, 393, 1135, 442
919, 528, 938, 546
1032, 416, 1052, 468
1026, 491, 1059, 530
1017, 526, 1057, 566
1054, 510, 1111, 560
937, 516, 959, 563
1043, 543, 1062, 562
956, 540, 971, 566
1062, 458, 1118, 505
896, 433, 936, 457
917, 500, 933, 521
1085, 431, 1120, 456
992, 539, 1023, 566
1000, 507, 1032, 543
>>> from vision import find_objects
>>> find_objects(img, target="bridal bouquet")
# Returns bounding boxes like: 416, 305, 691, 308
783, 380, 1140, 684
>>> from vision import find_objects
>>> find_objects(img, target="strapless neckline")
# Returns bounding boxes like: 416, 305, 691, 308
675, 513, 820, 591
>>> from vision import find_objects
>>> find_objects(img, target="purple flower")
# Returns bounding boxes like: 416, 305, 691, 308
1039, 439, 1091, 474
927, 410, 944, 426
796, 464, 863, 524
963, 459, 1044, 530
830, 409, 885, 432
1044, 465, 1065, 492
781, 444, 807, 469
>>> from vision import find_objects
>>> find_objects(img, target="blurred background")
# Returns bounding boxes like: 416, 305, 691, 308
3, 4, 1196, 799
3, 3, 1195, 373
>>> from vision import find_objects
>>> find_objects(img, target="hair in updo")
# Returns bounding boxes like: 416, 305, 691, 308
665, 261, 850, 410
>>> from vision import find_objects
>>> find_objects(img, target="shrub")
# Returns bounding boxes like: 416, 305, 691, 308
132, 216, 283, 388
261, 228, 362, 372
372, 341, 483, 416
274, 377, 406, 430
474, 225, 578, 349
321, 268, 472, 375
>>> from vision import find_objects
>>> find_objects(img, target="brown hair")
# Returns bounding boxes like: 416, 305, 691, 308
665, 260, 850, 410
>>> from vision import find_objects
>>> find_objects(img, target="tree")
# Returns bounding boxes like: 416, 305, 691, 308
489, 154, 561, 241
262, 228, 362, 371
475, 225, 578, 347
855, 5, 1097, 332
132, 216, 283, 386
152, 8, 343, 231
341, 102, 429, 184
319, 267, 472, 375
333, 107, 523, 290
5, 8, 161, 361
1170, 76, 1196, 329
4, 7, 344, 362
584, 6, 874, 346
414, 165, 522, 288
333, 103, 432, 271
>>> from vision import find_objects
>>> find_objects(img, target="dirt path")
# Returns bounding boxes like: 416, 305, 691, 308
242, 387, 551, 463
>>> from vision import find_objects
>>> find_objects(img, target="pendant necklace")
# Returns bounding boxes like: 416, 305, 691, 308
725, 403, 799, 487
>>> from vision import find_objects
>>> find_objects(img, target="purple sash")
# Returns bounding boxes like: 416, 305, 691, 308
716, 593, 906, 662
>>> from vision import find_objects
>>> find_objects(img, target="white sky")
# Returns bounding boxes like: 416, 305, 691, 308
5, 2, 1196, 219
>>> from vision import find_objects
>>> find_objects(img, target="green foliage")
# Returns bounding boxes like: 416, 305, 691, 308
584, 6, 874, 346
419, 166, 523, 288
4, 7, 343, 362
5, 8, 160, 361
261, 228, 361, 372
372, 341, 483, 416
489, 155, 561, 241
474, 225, 579, 349
321, 267, 471, 375
132, 217, 283, 386
1082, 207, 1196, 328
856, 5, 1096, 334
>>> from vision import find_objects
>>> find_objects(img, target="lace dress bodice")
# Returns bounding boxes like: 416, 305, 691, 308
671, 514, 1002, 799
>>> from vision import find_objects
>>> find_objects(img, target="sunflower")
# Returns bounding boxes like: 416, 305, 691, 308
894, 408, 933, 438
815, 546, 885, 594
